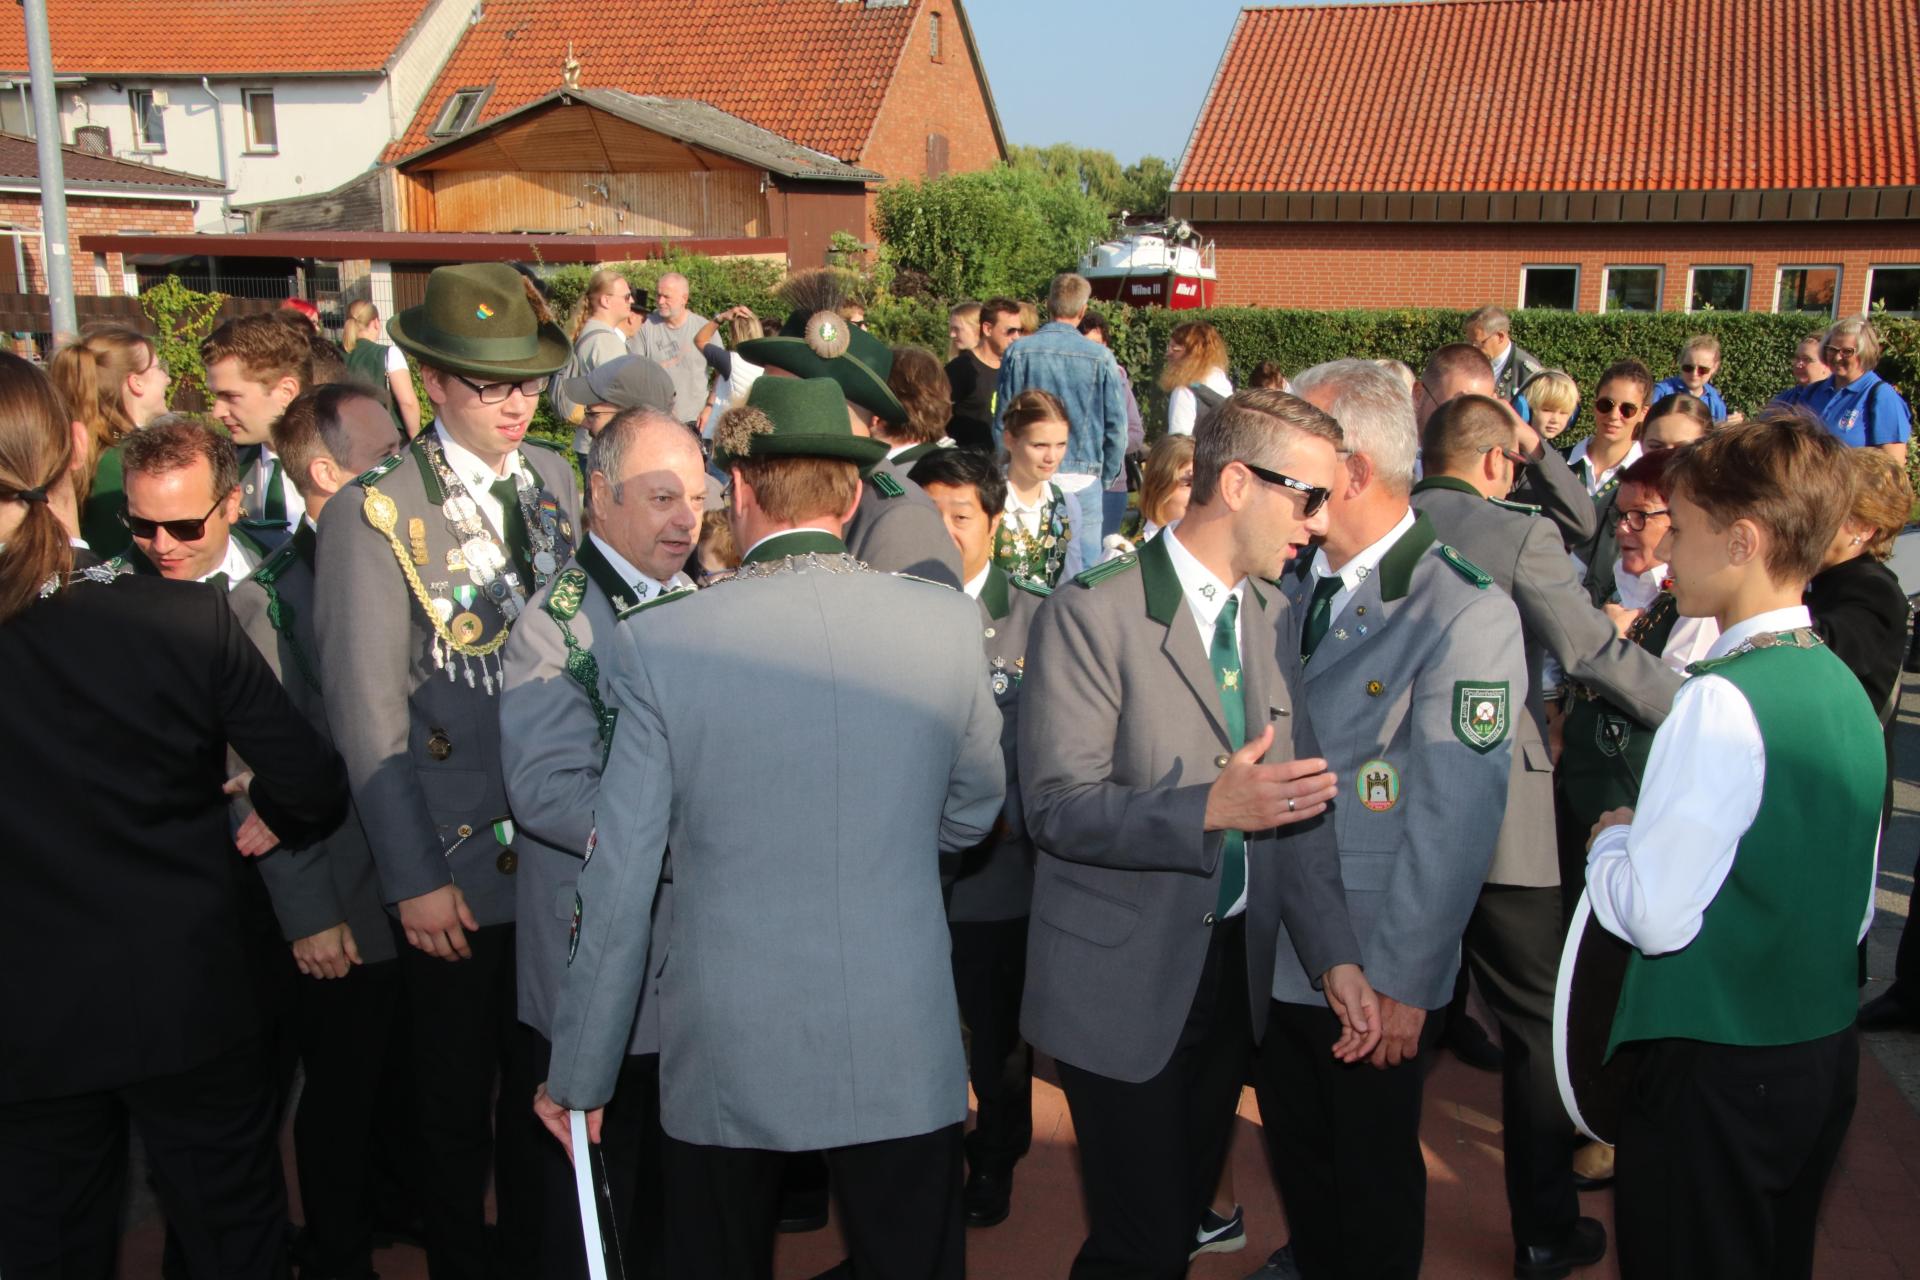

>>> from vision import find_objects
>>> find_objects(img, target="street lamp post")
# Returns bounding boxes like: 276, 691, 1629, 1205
22, 0, 77, 340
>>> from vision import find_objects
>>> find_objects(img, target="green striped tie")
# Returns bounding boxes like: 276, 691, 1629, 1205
1300, 573, 1342, 660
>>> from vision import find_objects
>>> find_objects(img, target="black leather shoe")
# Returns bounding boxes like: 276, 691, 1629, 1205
964, 1168, 1013, 1227
777, 1186, 830, 1234
1515, 1217, 1607, 1279
1444, 1016, 1505, 1073
1859, 990, 1920, 1031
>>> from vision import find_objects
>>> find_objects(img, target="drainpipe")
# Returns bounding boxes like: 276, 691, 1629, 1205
199, 77, 235, 229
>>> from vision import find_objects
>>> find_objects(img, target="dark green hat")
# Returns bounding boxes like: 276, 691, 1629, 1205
387, 262, 570, 381
737, 309, 906, 426
713, 376, 889, 470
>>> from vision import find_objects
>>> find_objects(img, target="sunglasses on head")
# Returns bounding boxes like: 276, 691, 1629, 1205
1679, 363, 1714, 375
1239, 462, 1331, 516
121, 494, 222, 543
1594, 397, 1640, 417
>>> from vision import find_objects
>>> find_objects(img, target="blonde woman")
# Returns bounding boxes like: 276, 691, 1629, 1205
555, 268, 636, 458
1103, 433, 1195, 561
340, 300, 421, 437
48, 324, 171, 557
1160, 320, 1232, 436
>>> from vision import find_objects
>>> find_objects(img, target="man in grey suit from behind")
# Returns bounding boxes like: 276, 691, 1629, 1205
1411, 395, 1684, 1279
1259, 360, 1525, 1280
1020, 388, 1381, 1280
538, 376, 1005, 1280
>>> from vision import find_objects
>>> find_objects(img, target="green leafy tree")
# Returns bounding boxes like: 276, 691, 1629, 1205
1009, 144, 1173, 218
138, 275, 227, 409
873, 164, 1111, 302
1111, 155, 1174, 219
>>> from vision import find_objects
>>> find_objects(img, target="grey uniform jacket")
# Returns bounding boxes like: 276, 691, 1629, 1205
1411, 477, 1682, 885
1275, 514, 1525, 1010
948, 564, 1047, 924
314, 433, 580, 925
1018, 532, 1361, 1084
545, 534, 1005, 1150
1511, 442, 1600, 551
228, 523, 396, 964
845, 469, 964, 588
500, 538, 676, 1054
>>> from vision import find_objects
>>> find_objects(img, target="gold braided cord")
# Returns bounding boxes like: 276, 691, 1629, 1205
364, 485, 511, 659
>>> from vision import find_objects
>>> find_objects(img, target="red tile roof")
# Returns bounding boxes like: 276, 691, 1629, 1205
388, 0, 924, 163
1176, 0, 1920, 194
0, 131, 224, 190
0, 0, 435, 75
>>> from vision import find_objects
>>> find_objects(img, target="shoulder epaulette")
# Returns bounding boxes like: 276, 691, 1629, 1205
1073, 552, 1140, 588
250, 540, 300, 586
354, 453, 405, 487
1488, 496, 1541, 515
617, 584, 695, 621
869, 471, 906, 499
1011, 576, 1053, 598
1437, 544, 1493, 589
894, 571, 957, 590
520, 434, 569, 454
544, 566, 589, 622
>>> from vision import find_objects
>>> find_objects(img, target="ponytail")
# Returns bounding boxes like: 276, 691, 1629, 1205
570, 268, 625, 341
341, 299, 378, 353
48, 324, 149, 508
0, 352, 78, 624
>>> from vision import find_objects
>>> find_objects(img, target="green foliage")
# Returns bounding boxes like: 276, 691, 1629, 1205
139, 276, 226, 409
1008, 144, 1175, 218
542, 252, 786, 331
872, 164, 1111, 302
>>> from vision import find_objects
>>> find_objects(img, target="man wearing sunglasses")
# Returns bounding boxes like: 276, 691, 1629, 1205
314, 262, 581, 1279
121, 414, 271, 588
1251, 360, 1526, 1280
1412, 395, 1684, 1280
1019, 387, 1379, 1278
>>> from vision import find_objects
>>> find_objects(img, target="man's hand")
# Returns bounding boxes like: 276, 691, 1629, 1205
399, 883, 479, 961
1602, 601, 1640, 638
533, 1083, 603, 1163
1367, 994, 1428, 1070
1589, 807, 1634, 850
235, 811, 281, 857
223, 770, 253, 798
292, 923, 362, 980
1322, 963, 1381, 1064
1205, 726, 1338, 831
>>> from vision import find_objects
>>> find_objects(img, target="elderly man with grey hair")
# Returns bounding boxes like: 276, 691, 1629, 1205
500, 407, 707, 1277
629, 271, 713, 427
1248, 360, 1526, 1280
1463, 304, 1543, 414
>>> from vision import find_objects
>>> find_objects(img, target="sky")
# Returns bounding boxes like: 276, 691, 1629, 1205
962, 0, 1262, 168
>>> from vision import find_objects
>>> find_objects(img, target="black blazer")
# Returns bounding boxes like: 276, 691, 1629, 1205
1807, 553, 1912, 723
0, 570, 347, 1103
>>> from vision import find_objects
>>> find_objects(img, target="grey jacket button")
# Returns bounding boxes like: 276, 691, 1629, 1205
1214, 754, 1230, 768
1203, 911, 1217, 927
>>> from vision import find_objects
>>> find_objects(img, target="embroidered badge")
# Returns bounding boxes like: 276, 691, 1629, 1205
1358, 758, 1400, 812
1595, 713, 1633, 757
475, 303, 495, 320
1454, 681, 1511, 753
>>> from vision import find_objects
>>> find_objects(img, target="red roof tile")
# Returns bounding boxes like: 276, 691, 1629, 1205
387, 0, 924, 164
1176, 0, 1920, 194
0, 0, 434, 75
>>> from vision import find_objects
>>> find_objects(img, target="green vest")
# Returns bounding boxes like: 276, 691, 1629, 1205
1558, 595, 1680, 828
1608, 637, 1882, 1056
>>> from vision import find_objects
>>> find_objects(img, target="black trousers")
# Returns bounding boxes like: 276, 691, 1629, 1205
395, 919, 537, 1280
1253, 1000, 1439, 1280
1616, 1028, 1858, 1280
950, 916, 1034, 1177
1461, 883, 1581, 1249
663, 1124, 966, 1280
516, 1029, 666, 1280
1056, 915, 1250, 1280
0, 1038, 288, 1280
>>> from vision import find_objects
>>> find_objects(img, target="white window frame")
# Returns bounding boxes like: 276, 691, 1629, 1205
1601, 265, 1664, 314
1686, 264, 1750, 313
1772, 264, 1843, 318
430, 88, 489, 137
129, 88, 165, 152
1518, 263, 1581, 311
241, 88, 278, 154
930, 10, 943, 60
1865, 264, 1920, 318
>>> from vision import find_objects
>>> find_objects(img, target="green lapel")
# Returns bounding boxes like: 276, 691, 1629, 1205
980, 563, 1012, 621
1139, 529, 1184, 627
742, 529, 848, 566
574, 535, 642, 614
230, 523, 272, 565
1374, 512, 1439, 603
1409, 475, 1483, 501
410, 432, 447, 504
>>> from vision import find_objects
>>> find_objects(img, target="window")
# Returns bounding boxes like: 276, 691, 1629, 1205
242, 89, 278, 153
129, 89, 165, 150
1867, 266, 1920, 318
929, 11, 942, 60
431, 88, 488, 137
926, 132, 949, 178
1520, 265, 1579, 310
0, 88, 31, 138
93, 252, 111, 295
1602, 266, 1662, 313
1688, 266, 1749, 312
1775, 265, 1840, 317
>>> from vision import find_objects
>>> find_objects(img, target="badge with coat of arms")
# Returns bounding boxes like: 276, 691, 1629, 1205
1453, 682, 1510, 754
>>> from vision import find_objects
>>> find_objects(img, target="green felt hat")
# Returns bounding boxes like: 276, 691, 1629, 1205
713, 376, 889, 469
736, 309, 906, 426
387, 262, 570, 381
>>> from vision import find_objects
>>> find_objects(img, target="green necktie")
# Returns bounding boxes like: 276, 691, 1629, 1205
206, 571, 229, 592
1210, 594, 1246, 916
1300, 572, 1343, 660
489, 477, 534, 584
262, 456, 286, 524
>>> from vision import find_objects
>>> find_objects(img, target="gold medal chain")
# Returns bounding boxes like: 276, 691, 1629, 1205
364, 485, 511, 659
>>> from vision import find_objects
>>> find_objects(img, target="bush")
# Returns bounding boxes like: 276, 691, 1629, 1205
873, 165, 1111, 303
541, 252, 786, 332
139, 276, 227, 410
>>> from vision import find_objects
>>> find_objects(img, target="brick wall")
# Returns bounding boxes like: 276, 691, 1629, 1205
1199, 219, 1920, 315
0, 194, 197, 297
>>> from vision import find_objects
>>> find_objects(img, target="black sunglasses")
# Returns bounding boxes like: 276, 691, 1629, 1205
1594, 397, 1641, 417
1679, 363, 1714, 376
1240, 462, 1331, 516
122, 494, 223, 543
454, 373, 546, 405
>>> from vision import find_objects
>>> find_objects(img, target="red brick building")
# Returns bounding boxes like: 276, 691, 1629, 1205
1172, 0, 1920, 318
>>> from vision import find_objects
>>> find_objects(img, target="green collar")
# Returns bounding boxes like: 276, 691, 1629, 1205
1409, 475, 1483, 501
409, 432, 446, 504
1140, 529, 1264, 626
741, 528, 848, 566
574, 536, 642, 613
980, 563, 1012, 620
1373, 511, 1438, 603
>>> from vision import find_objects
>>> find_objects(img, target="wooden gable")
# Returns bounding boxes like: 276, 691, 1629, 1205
407, 101, 757, 175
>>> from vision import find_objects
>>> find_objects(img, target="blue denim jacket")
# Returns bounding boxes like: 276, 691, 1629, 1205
992, 321, 1129, 487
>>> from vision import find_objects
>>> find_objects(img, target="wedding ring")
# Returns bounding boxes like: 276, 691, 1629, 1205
1287, 796, 1296, 812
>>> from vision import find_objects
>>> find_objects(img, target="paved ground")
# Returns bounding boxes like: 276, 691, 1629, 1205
115, 676, 1920, 1279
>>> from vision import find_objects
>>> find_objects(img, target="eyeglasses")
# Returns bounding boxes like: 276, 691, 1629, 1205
1614, 507, 1670, 532
1239, 462, 1331, 516
1679, 364, 1714, 376
1478, 444, 1532, 467
1594, 397, 1640, 417
453, 374, 546, 405
1824, 345, 1860, 361
122, 494, 222, 543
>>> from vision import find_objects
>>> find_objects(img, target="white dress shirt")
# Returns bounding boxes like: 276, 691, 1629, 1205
1309, 507, 1416, 625
1162, 523, 1249, 917
962, 561, 991, 600
196, 536, 258, 591
1586, 605, 1875, 956
588, 531, 688, 601
1611, 558, 1720, 674
435, 421, 530, 543
1565, 439, 1642, 497
1002, 481, 1061, 543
